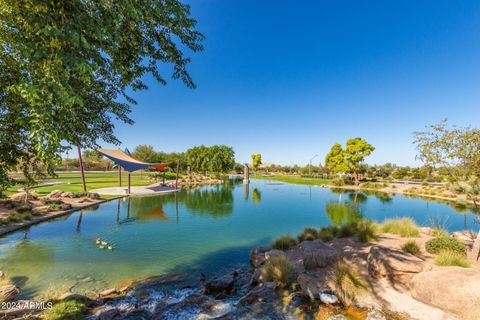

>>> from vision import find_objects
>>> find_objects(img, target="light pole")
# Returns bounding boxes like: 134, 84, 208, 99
309, 154, 318, 176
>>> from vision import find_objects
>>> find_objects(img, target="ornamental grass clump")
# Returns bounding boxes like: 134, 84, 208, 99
329, 260, 369, 306
355, 220, 378, 243
401, 240, 420, 255
44, 300, 87, 320
272, 236, 298, 250
259, 255, 296, 288
435, 250, 470, 268
425, 237, 466, 255
318, 226, 335, 242
380, 218, 420, 237
297, 227, 319, 242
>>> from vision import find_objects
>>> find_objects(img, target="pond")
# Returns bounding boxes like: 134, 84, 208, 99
0, 179, 477, 299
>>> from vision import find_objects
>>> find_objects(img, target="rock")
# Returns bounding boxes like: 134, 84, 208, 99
299, 240, 341, 269
99, 288, 117, 297
366, 309, 387, 320
61, 191, 74, 198
319, 292, 338, 304
97, 308, 123, 320
58, 292, 90, 302
297, 268, 334, 300
286, 247, 305, 273
237, 282, 275, 306
87, 192, 100, 200
204, 274, 236, 295
47, 190, 64, 198
0, 284, 21, 302
249, 246, 271, 267
10, 192, 31, 202
452, 230, 476, 246
367, 245, 425, 285
265, 249, 287, 261
411, 267, 480, 315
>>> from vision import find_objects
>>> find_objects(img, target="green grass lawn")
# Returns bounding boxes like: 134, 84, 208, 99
6, 171, 177, 196
254, 174, 331, 186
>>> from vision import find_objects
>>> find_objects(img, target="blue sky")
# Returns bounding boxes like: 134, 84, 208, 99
106, 0, 480, 166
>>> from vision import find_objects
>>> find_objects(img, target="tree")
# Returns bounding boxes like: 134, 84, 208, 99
185, 145, 235, 174
325, 139, 375, 185
414, 120, 480, 261
251, 154, 262, 176
0, 0, 204, 193
132, 145, 158, 163
344, 138, 375, 185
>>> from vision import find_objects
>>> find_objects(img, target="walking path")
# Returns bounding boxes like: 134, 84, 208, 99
91, 182, 179, 196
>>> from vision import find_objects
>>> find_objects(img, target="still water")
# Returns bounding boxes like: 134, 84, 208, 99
0, 179, 477, 299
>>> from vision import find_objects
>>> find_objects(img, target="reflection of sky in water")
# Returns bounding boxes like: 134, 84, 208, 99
0, 179, 477, 299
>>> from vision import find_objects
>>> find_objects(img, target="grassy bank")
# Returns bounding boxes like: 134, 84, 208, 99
5, 171, 173, 196
254, 174, 331, 186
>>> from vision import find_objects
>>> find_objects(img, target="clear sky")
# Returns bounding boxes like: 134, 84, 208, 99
106, 0, 480, 166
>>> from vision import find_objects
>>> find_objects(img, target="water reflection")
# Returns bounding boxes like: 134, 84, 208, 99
252, 188, 262, 204
183, 184, 234, 217
325, 201, 363, 226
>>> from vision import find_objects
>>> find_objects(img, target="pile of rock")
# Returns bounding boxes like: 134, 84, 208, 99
172, 175, 223, 189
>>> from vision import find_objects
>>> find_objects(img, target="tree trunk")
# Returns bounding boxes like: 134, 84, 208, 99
354, 172, 359, 186
468, 201, 480, 262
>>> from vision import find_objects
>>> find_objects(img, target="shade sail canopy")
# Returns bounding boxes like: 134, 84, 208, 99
97, 148, 170, 172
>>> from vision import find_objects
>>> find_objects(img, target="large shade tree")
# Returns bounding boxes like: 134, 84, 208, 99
0, 0, 204, 194
414, 120, 480, 261
185, 145, 235, 174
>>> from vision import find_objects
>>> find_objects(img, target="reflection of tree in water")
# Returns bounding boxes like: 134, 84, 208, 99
252, 188, 261, 204
361, 190, 393, 204
325, 201, 363, 226
182, 184, 234, 217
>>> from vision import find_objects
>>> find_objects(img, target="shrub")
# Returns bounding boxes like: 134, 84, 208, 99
41, 198, 63, 205
336, 224, 355, 238
425, 237, 466, 255
44, 300, 87, 320
401, 240, 420, 255
431, 227, 448, 238
15, 204, 32, 213
331, 177, 346, 186
360, 182, 384, 190
435, 250, 470, 268
272, 236, 298, 250
259, 255, 296, 288
298, 227, 319, 242
354, 220, 378, 243
6, 213, 21, 222
380, 218, 420, 237
329, 260, 369, 306
318, 227, 335, 242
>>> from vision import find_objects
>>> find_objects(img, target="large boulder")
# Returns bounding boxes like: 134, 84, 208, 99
0, 284, 21, 302
237, 282, 275, 306
299, 240, 341, 270
297, 268, 334, 300
249, 246, 271, 267
10, 192, 31, 202
265, 249, 287, 261
204, 273, 237, 295
452, 230, 477, 246
47, 190, 64, 198
411, 267, 480, 316
367, 246, 425, 285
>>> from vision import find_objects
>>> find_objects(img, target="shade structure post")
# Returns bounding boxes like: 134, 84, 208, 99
175, 160, 180, 189
77, 146, 87, 192
128, 172, 131, 194
163, 171, 166, 185
118, 165, 122, 187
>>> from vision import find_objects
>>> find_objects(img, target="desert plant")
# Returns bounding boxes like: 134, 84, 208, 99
318, 226, 335, 242
337, 224, 355, 238
354, 220, 378, 243
298, 227, 319, 242
425, 237, 466, 255
15, 204, 32, 214
329, 260, 369, 306
401, 240, 420, 255
6, 213, 22, 223
380, 218, 420, 237
44, 300, 87, 320
435, 250, 470, 268
431, 227, 448, 238
259, 255, 296, 288
272, 236, 298, 250
41, 198, 63, 205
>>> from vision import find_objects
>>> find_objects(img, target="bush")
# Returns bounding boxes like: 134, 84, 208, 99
6, 213, 22, 222
401, 240, 420, 255
318, 227, 335, 242
44, 300, 87, 320
425, 237, 466, 255
298, 227, 319, 242
15, 204, 32, 213
431, 227, 448, 238
380, 218, 420, 237
354, 220, 377, 243
272, 236, 298, 250
331, 177, 346, 186
360, 182, 384, 190
329, 260, 369, 306
41, 198, 63, 205
259, 255, 296, 288
435, 250, 470, 268
337, 224, 355, 238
